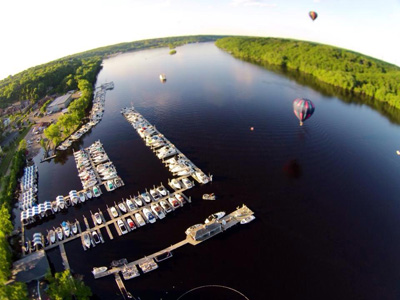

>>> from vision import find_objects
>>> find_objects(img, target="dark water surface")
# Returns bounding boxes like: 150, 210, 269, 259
24, 43, 400, 299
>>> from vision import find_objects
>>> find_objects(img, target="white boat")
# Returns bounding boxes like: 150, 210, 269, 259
168, 196, 180, 208
176, 168, 193, 176
240, 215, 256, 224
126, 199, 136, 211
86, 190, 93, 199
107, 180, 115, 191
170, 179, 181, 189
142, 208, 156, 224
126, 218, 136, 229
118, 202, 127, 213
117, 219, 128, 234
151, 203, 165, 219
92, 231, 101, 244
83, 232, 91, 248
110, 207, 118, 218
195, 171, 210, 184
175, 193, 185, 204
56, 227, 63, 241
202, 193, 216, 200
49, 230, 56, 244
94, 212, 102, 225
149, 189, 160, 201
141, 192, 151, 203
52, 201, 58, 213
159, 74, 166, 82
182, 177, 193, 189
397, 150, 400, 155
93, 186, 101, 197
205, 211, 226, 224
92, 266, 108, 276
56, 196, 65, 210
101, 172, 117, 180
71, 222, 78, 235
135, 213, 146, 226
160, 200, 172, 213
79, 192, 86, 203
61, 221, 70, 237
157, 185, 168, 196
133, 196, 143, 207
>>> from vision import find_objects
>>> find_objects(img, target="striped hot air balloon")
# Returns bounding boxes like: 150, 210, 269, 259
309, 11, 318, 21
293, 98, 315, 126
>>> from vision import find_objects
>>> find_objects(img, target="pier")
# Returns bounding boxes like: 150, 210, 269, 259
93, 204, 254, 279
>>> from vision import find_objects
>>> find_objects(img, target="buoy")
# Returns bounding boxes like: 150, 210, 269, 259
250, 127, 254, 131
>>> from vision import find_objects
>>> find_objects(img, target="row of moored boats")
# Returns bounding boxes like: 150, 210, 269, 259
19, 165, 38, 211
121, 107, 212, 184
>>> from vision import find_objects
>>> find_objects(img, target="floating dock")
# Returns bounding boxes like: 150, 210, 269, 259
93, 204, 254, 279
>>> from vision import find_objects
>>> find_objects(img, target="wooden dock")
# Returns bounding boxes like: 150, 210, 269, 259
59, 243, 70, 270
93, 205, 254, 279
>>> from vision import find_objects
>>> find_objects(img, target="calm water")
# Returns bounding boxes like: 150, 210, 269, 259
23, 42, 400, 299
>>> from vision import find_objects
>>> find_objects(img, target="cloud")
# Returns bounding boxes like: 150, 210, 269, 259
313, 0, 321, 3
231, 0, 277, 8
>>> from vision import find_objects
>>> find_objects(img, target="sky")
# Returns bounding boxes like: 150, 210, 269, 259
1, 0, 399, 80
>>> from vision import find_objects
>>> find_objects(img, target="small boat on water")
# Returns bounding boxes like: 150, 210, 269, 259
110, 207, 118, 218
149, 189, 160, 201
143, 208, 156, 224
71, 222, 78, 235
83, 232, 91, 248
126, 218, 136, 229
92, 266, 107, 275
159, 74, 166, 82
168, 196, 180, 208
160, 200, 172, 213
240, 215, 256, 224
126, 199, 136, 211
86, 190, 93, 199
79, 192, 86, 203
52, 201, 58, 213
133, 195, 143, 207
56, 227, 63, 241
205, 211, 226, 224
118, 202, 127, 213
141, 192, 151, 203
61, 221, 70, 237
151, 203, 165, 219
93, 186, 101, 197
117, 220, 128, 234
156, 185, 168, 196
107, 180, 115, 191
170, 179, 181, 189
135, 213, 146, 227
92, 231, 101, 244
94, 212, 102, 225
202, 193, 216, 200
49, 230, 56, 244
175, 193, 185, 204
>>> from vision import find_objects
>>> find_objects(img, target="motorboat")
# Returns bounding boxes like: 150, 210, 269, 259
156, 146, 177, 159
149, 188, 160, 201
107, 180, 115, 191
93, 186, 101, 197
61, 221, 70, 238
117, 220, 128, 234
110, 207, 118, 218
141, 192, 151, 203
83, 180, 98, 189
126, 198, 136, 211
78, 192, 86, 203
202, 193, 216, 200
92, 266, 108, 276
71, 222, 78, 235
94, 212, 102, 225
156, 185, 168, 196
175, 193, 185, 204
118, 202, 127, 213
92, 231, 101, 244
177, 168, 193, 176
135, 213, 146, 227
159, 74, 166, 82
195, 170, 210, 184
133, 195, 143, 207
240, 215, 256, 224
205, 211, 226, 224
185, 224, 203, 235
56, 227, 63, 241
101, 172, 117, 181
69, 190, 79, 205
142, 208, 156, 224
182, 177, 193, 189
49, 230, 56, 244
168, 196, 180, 208
51, 201, 58, 213
56, 195, 65, 210
170, 179, 181, 189
126, 218, 136, 229
83, 232, 91, 248
86, 190, 93, 199
151, 203, 165, 219
160, 200, 172, 213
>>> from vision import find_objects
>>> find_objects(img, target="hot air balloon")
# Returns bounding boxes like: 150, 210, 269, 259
309, 11, 318, 21
293, 98, 315, 126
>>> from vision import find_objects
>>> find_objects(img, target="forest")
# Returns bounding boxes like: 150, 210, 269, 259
215, 37, 400, 108
0, 35, 224, 108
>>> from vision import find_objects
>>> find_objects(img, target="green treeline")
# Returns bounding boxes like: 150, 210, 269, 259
45, 270, 92, 300
0, 143, 28, 300
215, 37, 400, 108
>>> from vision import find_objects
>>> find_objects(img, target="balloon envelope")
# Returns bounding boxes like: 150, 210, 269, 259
293, 98, 315, 125
309, 11, 318, 21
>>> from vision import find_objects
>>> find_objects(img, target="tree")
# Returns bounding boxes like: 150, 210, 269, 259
46, 270, 92, 300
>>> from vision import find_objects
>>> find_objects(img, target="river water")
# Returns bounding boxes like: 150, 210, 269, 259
23, 42, 400, 299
